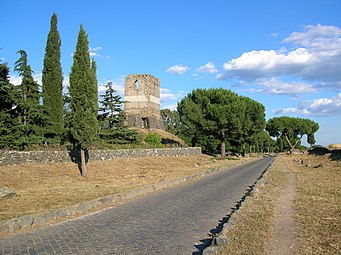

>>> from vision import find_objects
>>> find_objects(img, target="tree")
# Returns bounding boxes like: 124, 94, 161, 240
266, 116, 319, 151
160, 109, 182, 136
98, 82, 139, 144
42, 13, 63, 144
69, 25, 98, 177
238, 96, 266, 156
14, 50, 45, 149
0, 62, 18, 148
178, 88, 262, 158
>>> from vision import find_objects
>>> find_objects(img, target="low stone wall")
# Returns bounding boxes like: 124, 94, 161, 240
0, 147, 202, 166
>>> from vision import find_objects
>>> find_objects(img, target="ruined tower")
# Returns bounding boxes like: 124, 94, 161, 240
124, 74, 164, 129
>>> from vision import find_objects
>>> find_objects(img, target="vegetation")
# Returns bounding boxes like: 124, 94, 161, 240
177, 88, 266, 158
14, 50, 45, 149
0, 13, 321, 161
266, 116, 319, 151
42, 13, 64, 144
98, 82, 139, 145
69, 25, 98, 177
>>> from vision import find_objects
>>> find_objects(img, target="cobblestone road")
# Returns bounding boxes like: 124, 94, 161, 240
0, 157, 274, 255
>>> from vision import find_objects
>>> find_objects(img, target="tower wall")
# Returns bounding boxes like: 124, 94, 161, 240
124, 74, 164, 129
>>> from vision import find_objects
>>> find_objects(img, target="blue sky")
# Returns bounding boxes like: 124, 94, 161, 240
1, 0, 341, 146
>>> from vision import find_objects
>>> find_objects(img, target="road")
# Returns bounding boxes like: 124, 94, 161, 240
0, 156, 275, 255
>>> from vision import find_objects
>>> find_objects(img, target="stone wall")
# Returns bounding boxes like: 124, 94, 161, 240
0, 147, 202, 166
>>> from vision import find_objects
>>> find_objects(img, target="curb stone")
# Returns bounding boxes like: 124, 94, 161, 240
0, 158, 257, 235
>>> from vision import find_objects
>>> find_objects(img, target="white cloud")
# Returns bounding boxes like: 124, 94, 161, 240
161, 103, 178, 111
10, 72, 42, 86
274, 93, 341, 116
160, 88, 185, 103
196, 62, 218, 73
217, 24, 341, 84
166, 64, 189, 75
89, 46, 102, 56
10, 75, 22, 85
251, 77, 316, 95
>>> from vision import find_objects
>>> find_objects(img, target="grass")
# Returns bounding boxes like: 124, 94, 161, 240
293, 153, 341, 254
217, 156, 288, 255
217, 153, 341, 255
0, 154, 251, 221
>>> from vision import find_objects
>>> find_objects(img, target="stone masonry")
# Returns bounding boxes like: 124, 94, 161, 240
124, 74, 164, 129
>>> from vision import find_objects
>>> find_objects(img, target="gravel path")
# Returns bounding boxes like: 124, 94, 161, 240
1, 157, 274, 255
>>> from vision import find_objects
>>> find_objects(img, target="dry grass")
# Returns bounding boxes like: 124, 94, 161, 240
0, 154, 251, 221
292, 153, 341, 254
217, 156, 288, 255
217, 153, 341, 255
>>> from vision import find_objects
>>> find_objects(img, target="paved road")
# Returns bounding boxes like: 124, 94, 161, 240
1, 156, 275, 255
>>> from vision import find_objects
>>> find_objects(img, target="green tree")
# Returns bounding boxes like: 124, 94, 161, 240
42, 13, 63, 144
98, 82, 139, 144
266, 116, 319, 151
238, 96, 266, 156
160, 109, 182, 136
178, 88, 250, 158
69, 25, 98, 177
14, 50, 45, 149
0, 62, 18, 148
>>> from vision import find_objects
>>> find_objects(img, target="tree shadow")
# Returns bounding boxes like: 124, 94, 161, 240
68, 147, 90, 174
308, 146, 341, 161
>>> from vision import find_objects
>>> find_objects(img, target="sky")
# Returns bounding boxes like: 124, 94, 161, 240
1, 0, 341, 147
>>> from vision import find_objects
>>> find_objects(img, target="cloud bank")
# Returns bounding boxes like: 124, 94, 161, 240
218, 24, 341, 116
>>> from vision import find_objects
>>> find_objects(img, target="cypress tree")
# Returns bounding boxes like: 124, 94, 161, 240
42, 13, 63, 144
69, 25, 98, 177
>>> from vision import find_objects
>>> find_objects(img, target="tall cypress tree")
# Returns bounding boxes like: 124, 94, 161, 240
42, 13, 63, 144
69, 25, 98, 177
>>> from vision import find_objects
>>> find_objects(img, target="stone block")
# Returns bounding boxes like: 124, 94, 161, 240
0, 187, 16, 200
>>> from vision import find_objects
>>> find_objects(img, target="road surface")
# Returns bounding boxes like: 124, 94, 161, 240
0, 156, 275, 255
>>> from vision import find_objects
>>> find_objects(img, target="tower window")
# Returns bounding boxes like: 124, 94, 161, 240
134, 80, 140, 90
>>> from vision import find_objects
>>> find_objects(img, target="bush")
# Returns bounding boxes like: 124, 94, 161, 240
145, 132, 163, 147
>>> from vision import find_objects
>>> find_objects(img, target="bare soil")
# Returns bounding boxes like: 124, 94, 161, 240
0, 154, 251, 221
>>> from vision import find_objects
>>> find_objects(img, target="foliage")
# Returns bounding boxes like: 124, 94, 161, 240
145, 132, 163, 147
98, 82, 125, 130
160, 109, 182, 136
0, 62, 19, 149
266, 116, 319, 151
98, 81, 140, 144
42, 13, 64, 143
69, 25, 98, 150
178, 88, 266, 157
14, 50, 45, 149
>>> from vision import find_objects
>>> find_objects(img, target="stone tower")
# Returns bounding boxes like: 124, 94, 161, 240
124, 74, 164, 129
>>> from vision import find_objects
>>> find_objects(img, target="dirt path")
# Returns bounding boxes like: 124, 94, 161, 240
266, 163, 299, 255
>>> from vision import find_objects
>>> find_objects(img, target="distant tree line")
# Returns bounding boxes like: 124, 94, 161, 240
0, 13, 320, 163
161, 88, 319, 156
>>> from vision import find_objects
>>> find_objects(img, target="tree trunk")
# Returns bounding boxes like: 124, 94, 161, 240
220, 131, 226, 159
80, 148, 87, 177
221, 140, 226, 159
242, 143, 246, 157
